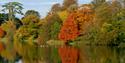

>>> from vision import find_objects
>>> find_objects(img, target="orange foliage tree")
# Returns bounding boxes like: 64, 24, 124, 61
72, 4, 94, 34
0, 28, 5, 52
58, 14, 79, 63
58, 14, 79, 42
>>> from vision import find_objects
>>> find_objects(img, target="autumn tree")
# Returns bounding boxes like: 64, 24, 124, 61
21, 10, 40, 26
13, 13, 42, 62
0, 21, 17, 63
62, 0, 78, 10
58, 14, 79, 42
75, 3, 125, 63
67, 4, 94, 35
111, 0, 122, 13
51, 4, 62, 12
57, 10, 69, 21
91, 0, 106, 8
48, 14, 62, 39
39, 14, 62, 63
36, 13, 62, 47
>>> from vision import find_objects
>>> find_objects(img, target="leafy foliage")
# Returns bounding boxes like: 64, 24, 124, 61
1, 0, 125, 63
62, 0, 78, 10
58, 10, 69, 21
0, 28, 6, 38
2, 2, 23, 21
72, 5, 94, 34
0, 13, 8, 25
24, 10, 40, 18
58, 14, 79, 42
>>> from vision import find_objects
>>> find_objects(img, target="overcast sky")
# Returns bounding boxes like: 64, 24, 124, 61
0, 0, 92, 18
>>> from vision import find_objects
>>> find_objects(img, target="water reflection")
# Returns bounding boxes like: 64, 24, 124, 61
82, 46, 125, 63
1, 46, 125, 63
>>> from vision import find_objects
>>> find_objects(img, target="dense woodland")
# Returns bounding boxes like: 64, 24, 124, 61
0, 0, 125, 63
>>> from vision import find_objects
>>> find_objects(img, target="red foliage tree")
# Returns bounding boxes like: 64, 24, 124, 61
58, 14, 79, 42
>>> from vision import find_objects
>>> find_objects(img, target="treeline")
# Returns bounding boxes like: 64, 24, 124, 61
0, 0, 125, 63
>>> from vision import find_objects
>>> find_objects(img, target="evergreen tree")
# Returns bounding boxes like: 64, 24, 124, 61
2, 2, 23, 21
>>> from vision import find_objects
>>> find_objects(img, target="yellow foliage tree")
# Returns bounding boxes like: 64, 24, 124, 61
57, 10, 69, 21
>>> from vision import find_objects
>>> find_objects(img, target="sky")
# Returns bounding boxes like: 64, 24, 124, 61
0, 0, 92, 18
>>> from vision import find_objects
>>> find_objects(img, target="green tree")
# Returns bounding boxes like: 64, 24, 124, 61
24, 10, 40, 18
2, 2, 23, 21
40, 13, 62, 43
0, 13, 9, 25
